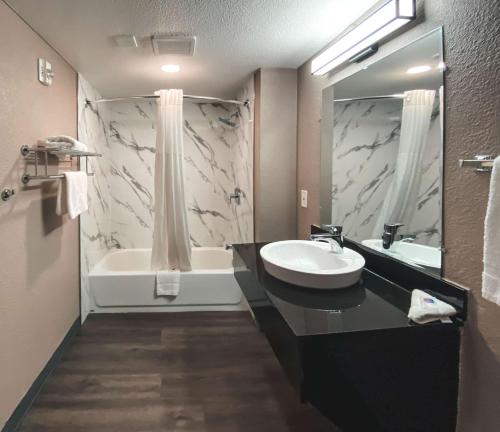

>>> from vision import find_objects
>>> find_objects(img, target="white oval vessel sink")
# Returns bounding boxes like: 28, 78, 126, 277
361, 239, 441, 270
260, 240, 365, 289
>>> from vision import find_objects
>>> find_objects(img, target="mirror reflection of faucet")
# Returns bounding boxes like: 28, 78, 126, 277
382, 223, 404, 249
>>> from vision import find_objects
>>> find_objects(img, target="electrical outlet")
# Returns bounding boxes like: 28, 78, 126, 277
300, 190, 308, 208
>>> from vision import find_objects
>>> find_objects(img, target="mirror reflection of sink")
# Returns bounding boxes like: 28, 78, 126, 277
361, 239, 441, 270
259, 240, 365, 289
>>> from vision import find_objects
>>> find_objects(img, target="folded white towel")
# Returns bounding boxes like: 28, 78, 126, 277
156, 270, 180, 296
483, 156, 500, 305
44, 141, 72, 149
56, 172, 88, 219
408, 289, 457, 324
46, 135, 79, 146
45, 135, 88, 152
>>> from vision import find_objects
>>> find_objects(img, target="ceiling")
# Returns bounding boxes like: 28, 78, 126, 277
6, 0, 379, 99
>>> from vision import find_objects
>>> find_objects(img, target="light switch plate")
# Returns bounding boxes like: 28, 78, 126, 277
38, 58, 54, 86
300, 190, 308, 208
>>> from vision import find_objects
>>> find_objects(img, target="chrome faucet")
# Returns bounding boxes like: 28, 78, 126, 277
310, 225, 344, 253
229, 187, 242, 205
382, 223, 404, 249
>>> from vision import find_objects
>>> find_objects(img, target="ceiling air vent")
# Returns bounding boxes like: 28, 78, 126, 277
112, 34, 139, 48
151, 35, 196, 56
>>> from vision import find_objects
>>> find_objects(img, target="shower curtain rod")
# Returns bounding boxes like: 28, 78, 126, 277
86, 94, 247, 106
333, 94, 405, 103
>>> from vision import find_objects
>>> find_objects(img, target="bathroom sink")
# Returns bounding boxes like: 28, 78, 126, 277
259, 240, 365, 289
361, 239, 441, 270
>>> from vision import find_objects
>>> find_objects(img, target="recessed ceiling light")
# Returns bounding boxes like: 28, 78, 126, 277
161, 64, 180, 73
406, 65, 432, 74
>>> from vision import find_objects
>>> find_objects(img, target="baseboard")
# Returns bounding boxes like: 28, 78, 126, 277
2, 317, 81, 432
90, 302, 248, 314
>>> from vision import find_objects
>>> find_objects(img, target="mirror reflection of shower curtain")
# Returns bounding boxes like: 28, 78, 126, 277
373, 89, 436, 236
151, 89, 192, 271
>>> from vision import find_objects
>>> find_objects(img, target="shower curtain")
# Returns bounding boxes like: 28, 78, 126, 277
373, 89, 436, 236
151, 89, 192, 271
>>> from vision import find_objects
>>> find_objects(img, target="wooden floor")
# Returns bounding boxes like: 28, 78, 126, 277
19, 312, 339, 432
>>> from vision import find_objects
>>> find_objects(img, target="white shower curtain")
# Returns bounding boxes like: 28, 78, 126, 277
151, 89, 192, 271
373, 89, 436, 236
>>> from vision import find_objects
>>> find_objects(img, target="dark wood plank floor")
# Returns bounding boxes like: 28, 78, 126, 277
19, 312, 339, 432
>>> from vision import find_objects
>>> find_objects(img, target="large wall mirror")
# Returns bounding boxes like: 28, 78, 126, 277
320, 28, 444, 275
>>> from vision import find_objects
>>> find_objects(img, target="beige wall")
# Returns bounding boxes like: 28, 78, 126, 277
0, 1, 79, 428
296, 0, 500, 429
254, 68, 297, 242
442, 1, 500, 430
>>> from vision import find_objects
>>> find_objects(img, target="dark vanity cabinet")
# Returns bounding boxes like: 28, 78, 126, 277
233, 243, 466, 432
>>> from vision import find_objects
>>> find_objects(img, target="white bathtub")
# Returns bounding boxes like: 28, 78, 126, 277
89, 248, 244, 312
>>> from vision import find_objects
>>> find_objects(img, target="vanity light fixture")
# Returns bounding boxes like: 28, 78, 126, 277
348, 44, 379, 63
406, 65, 431, 74
161, 64, 180, 73
311, 0, 416, 75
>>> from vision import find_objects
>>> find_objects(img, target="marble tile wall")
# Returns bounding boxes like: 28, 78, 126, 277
331, 98, 441, 247
107, 92, 254, 248
78, 77, 254, 279
78, 75, 113, 321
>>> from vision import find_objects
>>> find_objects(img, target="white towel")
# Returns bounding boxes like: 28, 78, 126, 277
43, 141, 72, 150
44, 135, 88, 152
483, 156, 500, 305
408, 289, 457, 324
156, 270, 180, 296
56, 172, 88, 219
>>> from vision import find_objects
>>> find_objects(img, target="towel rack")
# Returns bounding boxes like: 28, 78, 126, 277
20, 145, 102, 184
458, 154, 495, 173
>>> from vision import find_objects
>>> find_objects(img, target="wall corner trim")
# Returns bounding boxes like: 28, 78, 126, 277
1, 318, 81, 432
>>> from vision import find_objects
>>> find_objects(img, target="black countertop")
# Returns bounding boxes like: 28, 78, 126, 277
233, 243, 461, 337
232, 242, 463, 432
